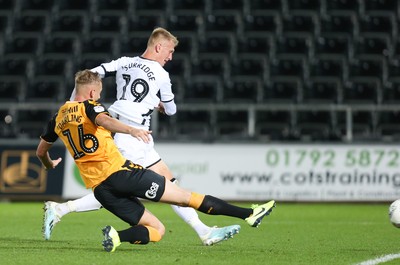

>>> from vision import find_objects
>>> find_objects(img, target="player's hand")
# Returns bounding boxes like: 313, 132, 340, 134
47, 157, 62, 170
157, 102, 166, 114
130, 129, 152, 143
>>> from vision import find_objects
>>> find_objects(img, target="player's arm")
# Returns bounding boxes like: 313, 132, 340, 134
36, 140, 62, 170
36, 116, 62, 170
95, 113, 152, 143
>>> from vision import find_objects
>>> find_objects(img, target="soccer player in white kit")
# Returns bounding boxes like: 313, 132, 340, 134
43, 27, 241, 245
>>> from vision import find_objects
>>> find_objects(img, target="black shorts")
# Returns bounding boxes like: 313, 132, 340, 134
93, 168, 166, 226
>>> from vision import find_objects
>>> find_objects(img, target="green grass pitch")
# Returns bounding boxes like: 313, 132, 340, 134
0, 201, 398, 265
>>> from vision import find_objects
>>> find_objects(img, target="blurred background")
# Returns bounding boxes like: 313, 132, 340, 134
2, 0, 400, 142
1, 0, 400, 202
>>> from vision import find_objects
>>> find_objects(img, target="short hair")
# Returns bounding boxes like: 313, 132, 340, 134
147, 27, 179, 47
75, 70, 101, 87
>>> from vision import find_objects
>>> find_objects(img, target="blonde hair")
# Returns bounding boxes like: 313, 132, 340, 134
75, 70, 101, 88
147, 27, 179, 47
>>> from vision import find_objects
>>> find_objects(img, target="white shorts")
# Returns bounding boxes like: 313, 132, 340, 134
113, 132, 161, 168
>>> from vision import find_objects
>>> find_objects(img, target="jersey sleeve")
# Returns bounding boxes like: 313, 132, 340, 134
40, 113, 59, 143
84, 100, 111, 124
159, 74, 176, 115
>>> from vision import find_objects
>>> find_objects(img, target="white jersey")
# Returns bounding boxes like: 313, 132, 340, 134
71, 56, 176, 129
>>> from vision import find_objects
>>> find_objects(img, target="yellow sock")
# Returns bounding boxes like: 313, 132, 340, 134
144, 226, 162, 242
188, 192, 205, 209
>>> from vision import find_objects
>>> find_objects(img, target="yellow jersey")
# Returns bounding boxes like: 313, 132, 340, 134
41, 100, 129, 189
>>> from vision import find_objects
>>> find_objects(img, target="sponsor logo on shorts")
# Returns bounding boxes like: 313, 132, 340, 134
145, 182, 159, 199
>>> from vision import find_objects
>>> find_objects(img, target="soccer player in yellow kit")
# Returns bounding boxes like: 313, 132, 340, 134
37, 70, 275, 252
44, 27, 242, 246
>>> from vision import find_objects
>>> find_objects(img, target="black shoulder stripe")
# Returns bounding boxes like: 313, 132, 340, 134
101, 65, 116, 78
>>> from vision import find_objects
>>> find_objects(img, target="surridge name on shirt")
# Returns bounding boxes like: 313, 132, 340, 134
121, 62, 156, 81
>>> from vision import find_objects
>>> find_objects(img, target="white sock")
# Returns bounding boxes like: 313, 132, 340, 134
55, 193, 102, 218
171, 204, 211, 237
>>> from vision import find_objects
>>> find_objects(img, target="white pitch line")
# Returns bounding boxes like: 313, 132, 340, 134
354, 253, 400, 265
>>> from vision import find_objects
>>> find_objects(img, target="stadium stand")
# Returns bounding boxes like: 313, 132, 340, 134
1, 0, 400, 143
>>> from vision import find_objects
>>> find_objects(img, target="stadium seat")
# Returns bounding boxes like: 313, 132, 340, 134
34, 56, 72, 76
336, 110, 376, 140
270, 55, 305, 78
215, 110, 249, 139
25, 77, 66, 102
169, 31, 198, 57
231, 53, 268, 79
167, 11, 203, 32
0, 0, 14, 10
175, 110, 212, 139
4, 33, 41, 56
81, 35, 117, 55
383, 76, 400, 103
133, 0, 167, 11
304, 77, 341, 103
0, 56, 32, 77
376, 111, 400, 140
364, 0, 397, 12
359, 12, 395, 39
355, 34, 390, 56
119, 32, 149, 56
42, 34, 78, 57
163, 54, 190, 77
0, 12, 11, 34
204, 10, 242, 33
127, 11, 166, 32
244, 11, 282, 35
171, 0, 206, 11
95, 0, 130, 11
0, 77, 25, 102
223, 76, 261, 103
282, 12, 317, 35
276, 33, 311, 56
326, 0, 359, 12
191, 53, 229, 79
296, 110, 333, 141
89, 14, 124, 35
349, 56, 386, 83
51, 11, 88, 34
19, 0, 54, 11
248, 0, 282, 11
255, 109, 292, 140
16, 109, 54, 138
310, 55, 346, 78
315, 34, 350, 56
13, 11, 49, 33
320, 13, 357, 35
57, 0, 91, 11
343, 77, 380, 104
263, 76, 301, 103
183, 75, 223, 103
237, 32, 273, 55
210, 0, 244, 11
198, 31, 235, 56
288, 0, 320, 11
